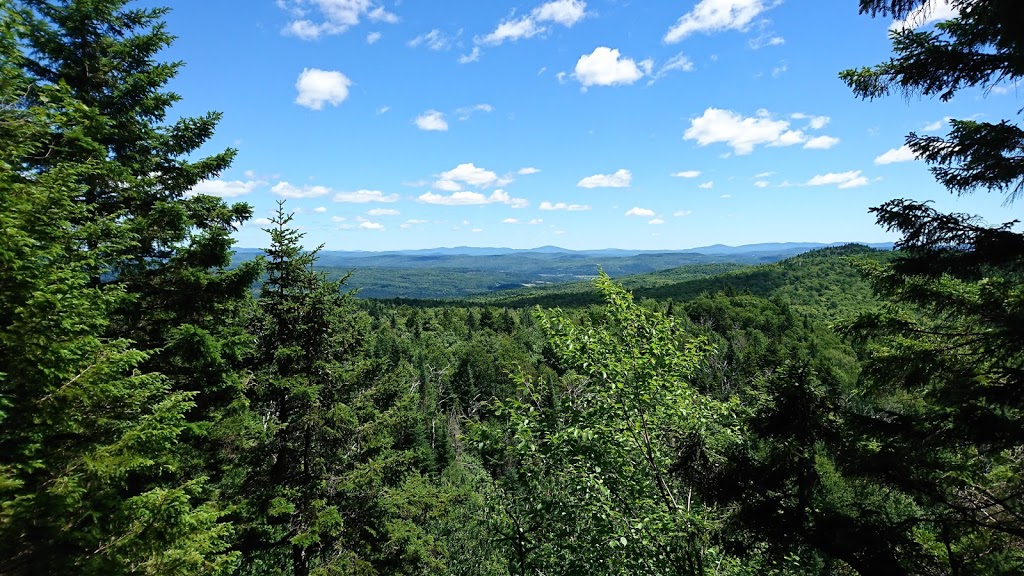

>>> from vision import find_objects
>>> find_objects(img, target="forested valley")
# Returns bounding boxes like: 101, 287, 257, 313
2, 0, 1022, 574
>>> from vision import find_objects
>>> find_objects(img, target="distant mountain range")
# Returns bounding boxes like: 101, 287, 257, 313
234, 242, 894, 260
232, 242, 895, 300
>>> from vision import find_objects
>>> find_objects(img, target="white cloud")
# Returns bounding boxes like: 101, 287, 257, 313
665, 0, 777, 43
672, 170, 702, 178
415, 110, 448, 131
400, 219, 428, 229
366, 31, 382, 44
625, 207, 656, 217
518, 167, 541, 175
331, 216, 347, 222
437, 163, 500, 188
368, 6, 398, 23
478, 0, 587, 46
333, 189, 400, 203
684, 108, 838, 155
993, 79, 1021, 95
418, 189, 527, 207
408, 29, 451, 51
359, 221, 385, 230
253, 217, 273, 226
721, 194, 733, 198
874, 144, 919, 165
792, 113, 831, 130
189, 179, 264, 198
674, 209, 693, 217
377, 105, 390, 114
539, 201, 591, 211
279, 0, 398, 40
478, 17, 542, 45
749, 33, 785, 49
367, 208, 399, 215
649, 218, 665, 225
806, 170, 870, 189
295, 68, 351, 110
804, 135, 840, 149
574, 47, 645, 87
272, 181, 332, 199
578, 168, 632, 188
891, 0, 958, 30
433, 180, 462, 192
699, 181, 714, 189
459, 47, 482, 64
533, 0, 587, 26
754, 180, 769, 188
456, 103, 494, 120
660, 52, 695, 74
923, 119, 944, 131
502, 218, 520, 224
314, 206, 327, 213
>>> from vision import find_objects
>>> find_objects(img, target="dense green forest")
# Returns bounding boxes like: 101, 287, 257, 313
2, 1, 1022, 575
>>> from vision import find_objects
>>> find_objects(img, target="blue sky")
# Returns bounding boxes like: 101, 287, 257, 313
159, 0, 1020, 250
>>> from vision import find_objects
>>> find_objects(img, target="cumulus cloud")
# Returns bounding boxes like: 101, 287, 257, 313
478, 0, 587, 45
518, 167, 541, 175
672, 170, 702, 178
436, 163, 501, 188
359, 221, 385, 230
804, 135, 840, 149
684, 108, 838, 155
574, 47, 645, 87
295, 68, 351, 110
806, 170, 870, 189
578, 168, 632, 188
367, 208, 400, 215
418, 189, 527, 207
539, 201, 591, 211
625, 207, 655, 217
279, 0, 398, 40
333, 189, 400, 202
415, 110, 448, 131
891, 0, 959, 30
272, 181, 332, 198
874, 144, 919, 164
665, 0, 778, 43
533, 0, 587, 26
189, 179, 264, 198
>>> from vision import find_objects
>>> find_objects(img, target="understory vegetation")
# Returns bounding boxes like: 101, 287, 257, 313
2, 0, 1022, 574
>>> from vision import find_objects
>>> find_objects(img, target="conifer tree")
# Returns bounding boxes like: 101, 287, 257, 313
0, 10, 236, 572
13, 0, 262, 465
840, 1, 1024, 570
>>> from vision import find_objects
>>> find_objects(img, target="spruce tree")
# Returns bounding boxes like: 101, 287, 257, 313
0, 9, 237, 572
840, 1, 1024, 570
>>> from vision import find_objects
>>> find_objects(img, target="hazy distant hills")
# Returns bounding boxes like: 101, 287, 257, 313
232, 242, 894, 299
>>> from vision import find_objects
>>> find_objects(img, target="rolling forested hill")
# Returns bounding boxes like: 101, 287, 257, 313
233, 242, 892, 299
472, 244, 890, 321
